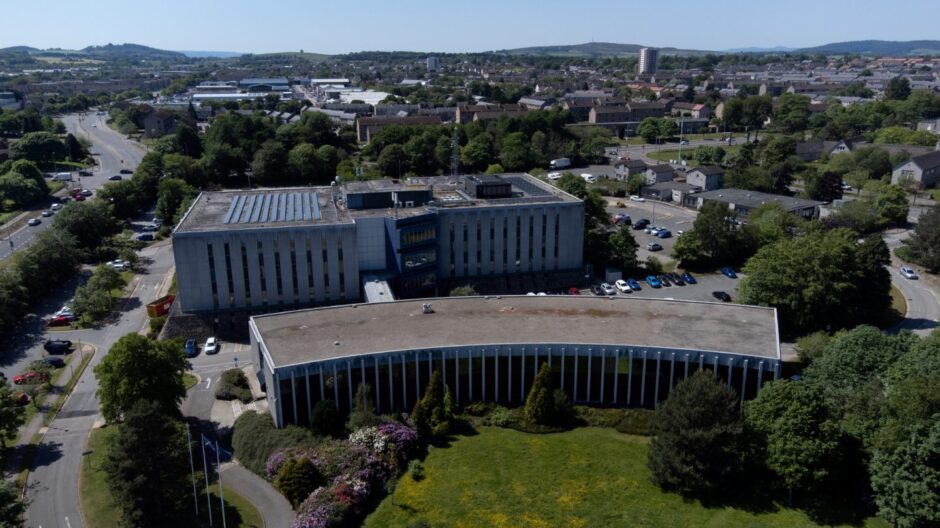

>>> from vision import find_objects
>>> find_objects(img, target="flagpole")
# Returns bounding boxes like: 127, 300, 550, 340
217, 441, 227, 528
201, 433, 213, 526
187, 425, 199, 515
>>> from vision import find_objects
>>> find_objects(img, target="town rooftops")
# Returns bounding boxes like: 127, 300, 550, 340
693, 188, 824, 212
689, 166, 725, 176
647, 164, 674, 173
907, 149, 940, 170
357, 115, 441, 126
251, 296, 781, 369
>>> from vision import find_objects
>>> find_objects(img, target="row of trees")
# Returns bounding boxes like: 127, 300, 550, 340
0, 107, 64, 137
648, 326, 940, 526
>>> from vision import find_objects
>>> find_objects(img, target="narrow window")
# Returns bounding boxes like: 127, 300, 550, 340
273, 239, 284, 298
223, 243, 234, 306
240, 242, 251, 306
257, 241, 267, 305
207, 244, 218, 309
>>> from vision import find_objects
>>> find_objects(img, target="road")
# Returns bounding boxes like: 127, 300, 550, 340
0, 113, 145, 262
884, 230, 940, 336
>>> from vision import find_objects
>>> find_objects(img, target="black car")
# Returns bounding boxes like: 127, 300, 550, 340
42, 357, 66, 368
590, 284, 604, 296
667, 272, 685, 285
109, 175, 123, 181
712, 291, 732, 302
119, 169, 133, 174
632, 218, 651, 230
658, 274, 672, 287
43, 339, 73, 354
78, 170, 93, 177
137, 233, 154, 241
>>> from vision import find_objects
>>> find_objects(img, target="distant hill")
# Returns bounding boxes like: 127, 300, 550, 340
0, 46, 40, 53
80, 43, 187, 60
724, 46, 796, 53
178, 50, 243, 58
491, 42, 713, 57
796, 40, 940, 56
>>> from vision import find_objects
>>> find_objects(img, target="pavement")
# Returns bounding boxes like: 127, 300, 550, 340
220, 463, 294, 528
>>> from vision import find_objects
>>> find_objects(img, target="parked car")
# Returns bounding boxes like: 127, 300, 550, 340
73, 194, 85, 201
712, 291, 732, 302
109, 175, 123, 181
137, 233, 154, 241
42, 357, 66, 368
600, 283, 617, 296
667, 272, 685, 285
184, 339, 198, 358
142, 223, 159, 232
626, 278, 641, 291
647, 242, 663, 251
656, 229, 672, 239
645, 275, 662, 288
900, 267, 918, 280
590, 284, 604, 296
720, 266, 737, 278
679, 140, 689, 145
13, 371, 49, 385
107, 259, 129, 271
44, 339, 73, 354
41, 210, 53, 217
680, 272, 697, 285
615, 279, 631, 293
119, 169, 133, 174
647, 226, 659, 235
567, 287, 581, 295
50, 203, 63, 211
80, 189, 93, 197
547, 172, 562, 181
611, 213, 631, 226
658, 274, 672, 287
27, 218, 41, 226
78, 170, 93, 177
48, 315, 72, 327
204, 337, 219, 355
632, 219, 650, 230
629, 195, 645, 202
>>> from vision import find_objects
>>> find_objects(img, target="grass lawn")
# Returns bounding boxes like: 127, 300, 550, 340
183, 373, 198, 390
366, 427, 885, 528
81, 427, 264, 528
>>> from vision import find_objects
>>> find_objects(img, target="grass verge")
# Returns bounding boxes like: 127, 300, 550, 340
366, 426, 884, 528
80, 427, 264, 527
183, 373, 198, 390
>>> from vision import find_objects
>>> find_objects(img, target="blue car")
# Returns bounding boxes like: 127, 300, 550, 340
645, 275, 662, 288
656, 229, 672, 239
681, 272, 697, 284
626, 278, 641, 291
720, 267, 737, 279
184, 339, 198, 358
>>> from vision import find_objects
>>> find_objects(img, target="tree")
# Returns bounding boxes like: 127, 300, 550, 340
870, 420, 940, 528
94, 333, 188, 423
794, 331, 831, 365
0, 377, 26, 447
900, 205, 940, 272
377, 144, 407, 178
276, 457, 324, 509
484, 163, 504, 174
173, 123, 202, 158
524, 363, 556, 426
51, 200, 121, 254
250, 140, 288, 184
802, 169, 843, 202
871, 182, 910, 228
671, 201, 745, 266
772, 94, 811, 133
155, 178, 197, 226
608, 227, 639, 270
65, 132, 84, 162
412, 370, 450, 439
637, 118, 661, 143
346, 383, 381, 432
647, 370, 743, 496
499, 132, 533, 171
0, 172, 45, 206
0, 479, 28, 526
884, 77, 912, 101
744, 380, 841, 501
449, 285, 477, 296
8, 131, 66, 163
103, 400, 191, 527
89, 264, 125, 294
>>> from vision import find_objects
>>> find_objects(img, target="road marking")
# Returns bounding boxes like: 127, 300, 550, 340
65, 517, 72, 528
205, 377, 212, 389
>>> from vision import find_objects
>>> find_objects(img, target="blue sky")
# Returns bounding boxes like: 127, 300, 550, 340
4, 0, 938, 54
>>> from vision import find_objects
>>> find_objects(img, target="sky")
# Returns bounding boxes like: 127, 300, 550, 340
3, 0, 939, 54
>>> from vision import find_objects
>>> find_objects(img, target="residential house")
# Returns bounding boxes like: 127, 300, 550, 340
683, 188, 823, 219
671, 102, 712, 119
644, 164, 675, 185
795, 139, 858, 162
685, 166, 725, 191
562, 99, 593, 122
641, 181, 700, 202
916, 118, 940, 134
614, 159, 648, 181
518, 96, 555, 110
891, 148, 940, 189
589, 106, 631, 124
455, 103, 525, 124
139, 106, 185, 138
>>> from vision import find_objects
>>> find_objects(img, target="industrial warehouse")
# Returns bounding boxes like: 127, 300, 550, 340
172, 173, 585, 318
249, 296, 782, 427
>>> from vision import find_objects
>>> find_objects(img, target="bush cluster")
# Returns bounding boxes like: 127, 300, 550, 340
231, 412, 316, 475
215, 369, 252, 403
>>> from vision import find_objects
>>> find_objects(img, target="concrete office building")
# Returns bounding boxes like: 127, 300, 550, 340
249, 296, 782, 427
638, 48, 659, 75
172, 174, 584, 316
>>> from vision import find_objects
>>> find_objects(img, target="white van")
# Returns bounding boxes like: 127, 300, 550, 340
53, 172, 73, 182
580, 173, 596, 184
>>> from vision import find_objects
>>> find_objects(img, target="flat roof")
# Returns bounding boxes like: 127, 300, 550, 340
694, 188, 823, 212
176, 188, 350, 233
252, 296, 780, 369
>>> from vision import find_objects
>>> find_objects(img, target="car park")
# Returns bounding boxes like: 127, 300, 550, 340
41, 210, 53, 217
184, 339, 198, 358
712, 291, 732, 302
629, 195, 645, 202
42, 357, 66, 368
680, 272, 697, 284
600, 283, 617, 295
28, 218, 41, 226
626, 278, 641, 291
109, 175, 123, 181
614, 279, 631, 293
632, 219, 650, 230
14, 371, 49, 385
900, 267, 918, 280
645, 275, 662, 288
204, 337, 219, 355
44, 339, 73, 354
646, 242, 663, 251
720, 267, 737, 278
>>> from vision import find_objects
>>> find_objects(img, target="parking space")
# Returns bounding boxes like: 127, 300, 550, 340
604, 198, 698, 262
593, 271, 743, 303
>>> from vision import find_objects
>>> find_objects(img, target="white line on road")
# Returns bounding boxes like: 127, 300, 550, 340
205, 377, 212, 389
65, 517, 72, 528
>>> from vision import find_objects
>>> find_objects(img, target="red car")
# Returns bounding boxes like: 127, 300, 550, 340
13, 371, 49, 385
567, 287, 582, 295
73, 194, 86, 202
48, 315, 73, 327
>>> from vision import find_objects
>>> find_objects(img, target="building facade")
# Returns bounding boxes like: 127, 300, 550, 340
249, 296, 782, 428
891, 149, 940, 189
172, 174, 584, 314
638, 48, 659, 75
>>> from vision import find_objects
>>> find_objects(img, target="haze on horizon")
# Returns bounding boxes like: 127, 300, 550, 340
3, 0, 938, 55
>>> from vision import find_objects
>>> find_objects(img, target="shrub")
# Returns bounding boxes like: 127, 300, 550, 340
215, 368, 252, 403
148, 316, 166, 335
311, 399, 342, 437
464, 401, 493, 417
232, 411, 316, 476
613, 188, 627, 198
408, 460, 425, 481
276, 457, 324, 508
406, 521, 431, 528
489, 406, 515, 428
524, 363, 556, 426
346, 384, 381, 432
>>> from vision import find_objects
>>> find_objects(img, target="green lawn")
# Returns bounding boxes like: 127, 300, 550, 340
366, 427, 885, 528
80, 427, 263, 528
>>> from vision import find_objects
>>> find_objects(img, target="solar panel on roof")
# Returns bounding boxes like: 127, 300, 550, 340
230, 195, 247, 224
250, 194, 263, 223
240, 195, 256, 223
302, 192, 312, 220
222, 196, 239, 224
293, 193, 301, 220
260, 194, 272, 222
312, 192, 321, 220
277, 194, 286, 221
268, 194, 279, 222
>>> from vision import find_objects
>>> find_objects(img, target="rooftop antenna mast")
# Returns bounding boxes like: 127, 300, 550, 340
450, 124, 460, 177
